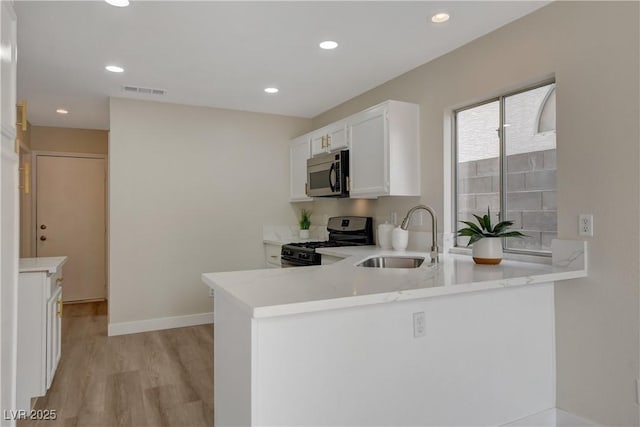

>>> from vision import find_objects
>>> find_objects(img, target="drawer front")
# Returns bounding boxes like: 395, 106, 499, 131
264, 243, 282, 267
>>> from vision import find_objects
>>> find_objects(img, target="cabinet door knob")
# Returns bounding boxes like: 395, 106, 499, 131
40, 235, 47, 241
40, 224, 47, 230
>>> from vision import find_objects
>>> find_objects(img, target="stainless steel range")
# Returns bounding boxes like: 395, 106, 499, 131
280, 216, 374, 267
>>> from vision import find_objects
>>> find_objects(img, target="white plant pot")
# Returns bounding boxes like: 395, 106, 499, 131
472, 237, 503, 265
299, 229, 310, 239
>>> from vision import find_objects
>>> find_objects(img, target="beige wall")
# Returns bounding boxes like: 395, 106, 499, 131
307, 2, 639, 425
108, 98, 310, 326
31, 126, 108, 154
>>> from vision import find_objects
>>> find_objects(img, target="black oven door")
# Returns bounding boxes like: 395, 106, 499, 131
280, 255, 319, 268
281, 258, 302, 268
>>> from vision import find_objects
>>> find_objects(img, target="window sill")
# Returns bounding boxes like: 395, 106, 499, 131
449, 247, 552, 265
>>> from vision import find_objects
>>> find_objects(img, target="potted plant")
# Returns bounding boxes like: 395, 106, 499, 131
299, 209, 312, 239
457, 208, 526, 265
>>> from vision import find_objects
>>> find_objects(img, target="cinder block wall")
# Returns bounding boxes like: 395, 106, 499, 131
457, 149, 557, 251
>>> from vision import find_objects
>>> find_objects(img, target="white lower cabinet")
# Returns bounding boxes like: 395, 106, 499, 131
264, 243, 282, 268
320, 254, 345, 265
46, 286, 62, 390
16, 258, 66, 411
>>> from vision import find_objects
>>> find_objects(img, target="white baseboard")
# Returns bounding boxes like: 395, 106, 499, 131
108, 311, 214, 336
502, 408, 599, 427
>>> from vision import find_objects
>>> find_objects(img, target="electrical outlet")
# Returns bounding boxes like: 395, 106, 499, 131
209, 288, 214, 297
578, 214, 593, 237
413, 312, 426, 338
390, 212, 398, 226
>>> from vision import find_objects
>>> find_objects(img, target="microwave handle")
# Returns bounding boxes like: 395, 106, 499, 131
329, 163, 336, 192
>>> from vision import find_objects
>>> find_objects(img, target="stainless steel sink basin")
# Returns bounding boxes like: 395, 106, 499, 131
357, 256, 425, 269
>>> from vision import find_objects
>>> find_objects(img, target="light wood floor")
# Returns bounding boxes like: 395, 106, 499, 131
18, 302, 214, 427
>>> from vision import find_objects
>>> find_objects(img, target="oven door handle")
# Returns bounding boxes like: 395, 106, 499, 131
281, 258, 302, 268
329, 163, 336, 193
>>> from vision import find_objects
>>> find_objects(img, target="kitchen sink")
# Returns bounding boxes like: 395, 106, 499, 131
356, 256, 425, 269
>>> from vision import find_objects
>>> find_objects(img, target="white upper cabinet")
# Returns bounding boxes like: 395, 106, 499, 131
289, 134, 313, 202
310, 120, 348, 157
348, 100, 420, 198
290, 100, 420, 200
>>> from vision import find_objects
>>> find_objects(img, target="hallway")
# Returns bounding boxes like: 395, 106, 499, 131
19, 302, 214, 427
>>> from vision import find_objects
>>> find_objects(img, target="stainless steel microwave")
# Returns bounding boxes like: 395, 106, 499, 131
306, 150, 349, 197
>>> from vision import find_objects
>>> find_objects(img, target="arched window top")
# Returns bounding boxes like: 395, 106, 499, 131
537, 84, 556, 134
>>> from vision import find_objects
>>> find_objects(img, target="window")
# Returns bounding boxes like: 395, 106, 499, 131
455, 82, 556, 254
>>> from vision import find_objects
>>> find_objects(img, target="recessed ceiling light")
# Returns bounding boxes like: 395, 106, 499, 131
431, 13, 450, 23
105, 65, 124, 73
319, 41, 339, 50
56, 109, 69, 114
264, 87, 279, 94
105, 0, 129, 7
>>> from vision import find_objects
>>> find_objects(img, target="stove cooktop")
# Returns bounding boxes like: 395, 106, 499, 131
280, 216, 374, 267
284, 241, 360, 250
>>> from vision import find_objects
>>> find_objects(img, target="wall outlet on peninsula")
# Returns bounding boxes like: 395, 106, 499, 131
413, 312, 426, 338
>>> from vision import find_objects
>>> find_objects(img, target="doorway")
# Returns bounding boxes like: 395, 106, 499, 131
34, 152, 106, 302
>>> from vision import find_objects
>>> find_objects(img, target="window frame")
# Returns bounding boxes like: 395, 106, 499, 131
453, 79, 556, 257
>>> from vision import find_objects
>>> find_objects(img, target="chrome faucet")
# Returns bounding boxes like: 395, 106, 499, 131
400, 205, 439, 264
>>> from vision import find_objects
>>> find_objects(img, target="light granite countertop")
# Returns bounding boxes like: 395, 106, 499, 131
203, 240, 587, 318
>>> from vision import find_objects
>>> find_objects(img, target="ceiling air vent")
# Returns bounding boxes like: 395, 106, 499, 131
122, 85, 166, 96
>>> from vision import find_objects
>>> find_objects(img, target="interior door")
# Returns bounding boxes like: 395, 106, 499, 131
36, 155, 106, 302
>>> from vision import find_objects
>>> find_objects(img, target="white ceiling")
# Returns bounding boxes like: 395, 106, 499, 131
15, 1, 549, 130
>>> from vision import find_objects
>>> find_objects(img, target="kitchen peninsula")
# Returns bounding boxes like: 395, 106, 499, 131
202, 240, 587, 426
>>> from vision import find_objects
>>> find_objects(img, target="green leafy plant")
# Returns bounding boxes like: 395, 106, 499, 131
299, 209, 312, 230
457, 208, 526, 246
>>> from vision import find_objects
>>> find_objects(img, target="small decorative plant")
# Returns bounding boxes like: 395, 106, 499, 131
299, 209, 312, 230
457, 208, 526, 245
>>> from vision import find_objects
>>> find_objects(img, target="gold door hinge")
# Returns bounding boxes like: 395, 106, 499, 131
18, 162, 30, 194
57, 298, 63, 318
16, 99, 27, 132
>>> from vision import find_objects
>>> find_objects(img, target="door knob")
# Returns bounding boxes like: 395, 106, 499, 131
40, 224, 47, 230
40, 235, 47, 241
